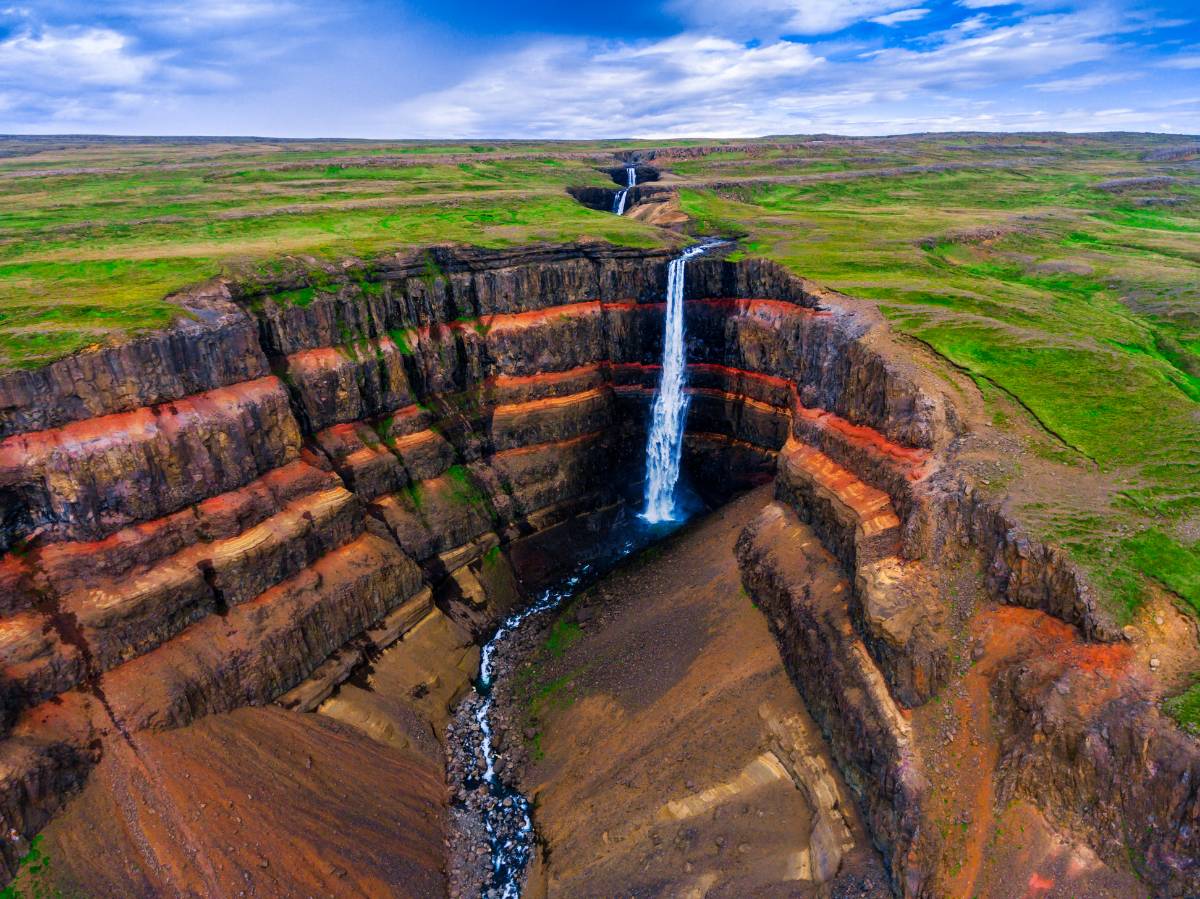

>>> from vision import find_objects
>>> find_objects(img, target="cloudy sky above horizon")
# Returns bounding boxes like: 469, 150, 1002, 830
0, 0, 1197, 138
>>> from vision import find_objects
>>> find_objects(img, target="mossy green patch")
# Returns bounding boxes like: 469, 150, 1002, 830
443, 464, 485, 509
1123, 530, 1200, 614
1164, 678, 1200, 736
0, 835, 62, 899
544, 618, 583, 658
386, 328, 413, 355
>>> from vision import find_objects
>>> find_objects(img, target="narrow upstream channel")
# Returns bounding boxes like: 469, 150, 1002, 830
612, 165, 636, 215
445, 241, 720, 898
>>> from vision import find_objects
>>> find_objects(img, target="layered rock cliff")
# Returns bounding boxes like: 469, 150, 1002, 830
0, 241, 1195, 896
0, 243, 875, 885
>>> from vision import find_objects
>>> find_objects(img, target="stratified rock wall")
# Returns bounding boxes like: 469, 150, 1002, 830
4, 243, 909, 881
0, 285, 270, 440
0, 242, 1194, 897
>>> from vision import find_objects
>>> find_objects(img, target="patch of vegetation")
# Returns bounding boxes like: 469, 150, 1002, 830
444, 464, 487, 509
1, 835, 61, 899
1123, 530, 1200, 614
1164, 678, 1200, 736
420, 252, 444, 295
273, 286, 317, 307
543, 617, 583, 658
402, 481, 424, 511
372, 415, 395, 447
528, 669, 580, 709
386, 328, 414, 355
515, 662, 588, 761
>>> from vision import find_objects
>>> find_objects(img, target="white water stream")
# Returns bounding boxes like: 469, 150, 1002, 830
641, 242, 714, 522
448, 232, 726, 898
612, 165, 636, 215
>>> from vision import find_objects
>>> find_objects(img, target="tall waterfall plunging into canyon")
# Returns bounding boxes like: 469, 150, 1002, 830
641, 243, 711, 523
612, 166, 636, 215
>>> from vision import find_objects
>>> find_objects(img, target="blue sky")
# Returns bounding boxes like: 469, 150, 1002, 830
0, 0, 1196, 137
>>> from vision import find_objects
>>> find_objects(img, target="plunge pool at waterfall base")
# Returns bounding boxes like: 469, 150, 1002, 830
443, 483, 707, 899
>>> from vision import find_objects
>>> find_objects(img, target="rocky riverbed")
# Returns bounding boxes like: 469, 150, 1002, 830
444, 510, 690, 899
445, 576, 582, 899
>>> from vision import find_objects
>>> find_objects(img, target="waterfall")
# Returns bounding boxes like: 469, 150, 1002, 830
641, 243, 711, 523
612, 165, 636, 215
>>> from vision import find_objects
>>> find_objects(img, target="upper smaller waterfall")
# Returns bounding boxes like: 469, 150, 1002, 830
613, 166, 637, 215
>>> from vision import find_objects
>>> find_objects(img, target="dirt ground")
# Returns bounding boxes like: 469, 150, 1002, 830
518, 486, 888, 898
23, 705, 447, 897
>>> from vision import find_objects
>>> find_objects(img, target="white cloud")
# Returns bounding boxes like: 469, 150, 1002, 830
949, 14, 994, 34
669, 0, 918, 36
129, 0, 325, 39
858, 8, 1119, 90
111, 0, 301, 30
377, 3, 1192, 139
388, 34, 824, 138
0, 26, 160, 86
168, 0, 295, 22
1162, 54, 1200, 69
1033, 71, 1133, 92
870, 8, 930, 26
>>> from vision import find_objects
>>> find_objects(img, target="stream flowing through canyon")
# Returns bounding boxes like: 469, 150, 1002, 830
446, 241, 718, 898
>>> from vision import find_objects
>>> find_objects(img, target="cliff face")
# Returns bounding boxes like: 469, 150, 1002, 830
0, 243, 888, 884
0, 242, 1194, 896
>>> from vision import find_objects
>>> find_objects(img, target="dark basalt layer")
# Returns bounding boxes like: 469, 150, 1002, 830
0, 242, 1194, 896
602, 164, 660, 185
567, 184, 650, 212
0, 284, 269, 441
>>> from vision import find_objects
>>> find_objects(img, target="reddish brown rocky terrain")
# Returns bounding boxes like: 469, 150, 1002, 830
0, 241, 1196, 897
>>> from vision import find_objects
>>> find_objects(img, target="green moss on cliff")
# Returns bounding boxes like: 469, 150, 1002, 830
1164, 679, 1200, 736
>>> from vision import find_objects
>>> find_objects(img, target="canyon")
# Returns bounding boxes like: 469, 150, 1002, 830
0, 229, 1197, 899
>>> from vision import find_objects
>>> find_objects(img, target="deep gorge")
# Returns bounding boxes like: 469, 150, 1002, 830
1, 242, 1197, 896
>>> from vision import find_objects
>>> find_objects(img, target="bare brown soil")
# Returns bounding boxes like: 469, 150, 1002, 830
27, 706, 447, 897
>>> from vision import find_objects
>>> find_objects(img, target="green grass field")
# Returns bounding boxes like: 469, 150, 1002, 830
2, 133, 1198, 712
0, 139, 665, 368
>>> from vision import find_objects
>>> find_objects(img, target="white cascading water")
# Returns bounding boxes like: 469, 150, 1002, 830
641, 243, 711, 522
612, 165, 636, 215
